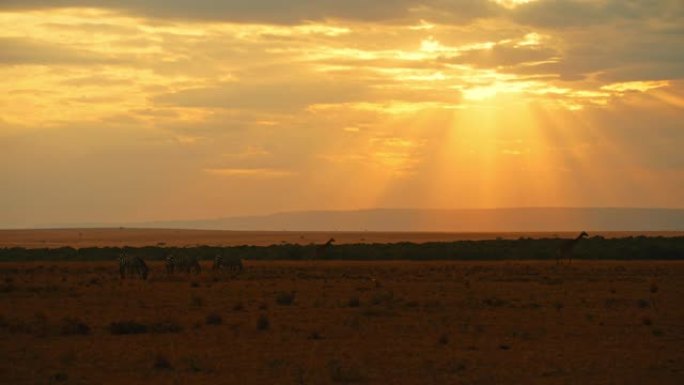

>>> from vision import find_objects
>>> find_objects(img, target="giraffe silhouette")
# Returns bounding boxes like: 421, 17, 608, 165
556, 231, 588, 264
313, 238, 335, 259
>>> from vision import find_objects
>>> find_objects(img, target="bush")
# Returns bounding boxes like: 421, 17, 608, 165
205, 313, 222, 325
153, 354, 173, 370
371, 290, 395, 305
109, 321, 148, 335
328, 359, 367, 383
276, 291, 296, 306
308, 331, 323, 340
109, 320, 181, 335
190, 296, 204, 307
60, 318, 90, 336
49, 372, 68, 383
149, 321, 182, 334
257, 314, 270, 331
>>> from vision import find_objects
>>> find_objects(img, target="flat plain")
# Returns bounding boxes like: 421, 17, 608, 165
2, 228, 684, 248
1, 259, 683, 385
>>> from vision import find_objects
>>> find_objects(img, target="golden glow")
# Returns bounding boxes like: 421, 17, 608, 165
492, 0, 539, 9
602, 81, 670, 93
1, 4, 682, 226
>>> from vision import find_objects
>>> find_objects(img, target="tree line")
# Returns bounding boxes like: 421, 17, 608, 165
1, 236, 683, 262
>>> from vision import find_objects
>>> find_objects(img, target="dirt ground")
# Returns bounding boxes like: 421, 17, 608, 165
1, 260, 682, 385
2, 228, 683, 248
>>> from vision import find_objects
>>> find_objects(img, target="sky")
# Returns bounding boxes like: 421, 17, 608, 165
1, 0, 683, 228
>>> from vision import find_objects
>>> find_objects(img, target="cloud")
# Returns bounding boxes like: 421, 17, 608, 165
511, 0, 684, 29
0, 0, 508, 24
0, 37, 118, 65
155, 79, 369, 111
440, 41, 558, 68
0, 0, 418, 23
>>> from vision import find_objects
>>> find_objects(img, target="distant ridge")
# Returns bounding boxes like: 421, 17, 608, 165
127, 208, 684, 232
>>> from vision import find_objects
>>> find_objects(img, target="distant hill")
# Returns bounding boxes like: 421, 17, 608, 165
129, 208, 684, 232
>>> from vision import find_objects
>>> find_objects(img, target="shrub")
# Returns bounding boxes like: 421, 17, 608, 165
482, 297, 508, 307
206, 313, 222, 325
257, 314, 270, 331
328, 359, 367, 383
276, 291, 296, 306
60, 318, 90, 336
650, 282, 659, 294
150, 321, 183, 334
153, 354, 173, 370
371, 290, 395, 305
109, 321, 148, 335
183, 356, 203, 372
308, 331, 323, 340
49, 372, 68, 383
190, 295, 204, 307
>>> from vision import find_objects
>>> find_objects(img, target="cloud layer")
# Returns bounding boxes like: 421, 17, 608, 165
1, 1, 683, 227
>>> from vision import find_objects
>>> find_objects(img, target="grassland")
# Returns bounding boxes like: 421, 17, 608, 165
1, 260, 683, 384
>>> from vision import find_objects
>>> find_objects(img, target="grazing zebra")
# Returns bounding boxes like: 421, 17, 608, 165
165, 253, 201, 274
119, 253, 149, 280
212, 254, 243, 272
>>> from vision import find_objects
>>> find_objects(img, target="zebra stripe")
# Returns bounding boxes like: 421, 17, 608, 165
119, 253, 149, 280
165, 253, 201, 274
212, 254, 243, 272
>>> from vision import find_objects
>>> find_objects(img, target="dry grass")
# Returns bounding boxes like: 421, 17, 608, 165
1, 260, 683, 384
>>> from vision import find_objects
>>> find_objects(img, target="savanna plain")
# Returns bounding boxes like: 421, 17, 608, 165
2, 256, 683, 385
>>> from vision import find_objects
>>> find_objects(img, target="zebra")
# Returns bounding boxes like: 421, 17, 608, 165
119, 253, 149, 280
165, 253, 201, 274
212, 254, 243, 272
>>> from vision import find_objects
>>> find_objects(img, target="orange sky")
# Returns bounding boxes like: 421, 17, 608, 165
1, 1, 683, 228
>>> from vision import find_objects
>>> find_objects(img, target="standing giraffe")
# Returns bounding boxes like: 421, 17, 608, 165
313, 238, 335, 259
556, 231, 589, 264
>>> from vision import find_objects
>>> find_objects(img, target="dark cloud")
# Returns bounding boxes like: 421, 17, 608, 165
511, 0, 684, 29
0, 0, 499, 24
0, 37, 118, 65
0, 0, 421, 23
